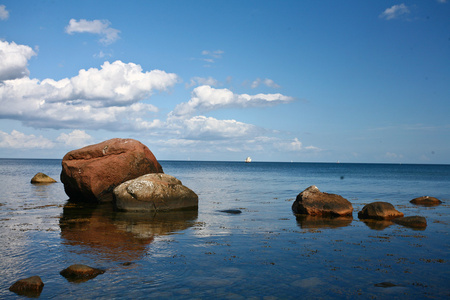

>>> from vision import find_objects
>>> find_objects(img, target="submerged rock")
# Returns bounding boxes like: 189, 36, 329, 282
9, 276, 44, 297
60, 138, 163, 202
393, 216, 427, 229
60, 264, 105, 282
218, 209, 242, 214
292, 185, 353, 216
113, 173, 198, 212
358, 202, 404, 220
31, 172, 57, 183
410, 196, 442, 206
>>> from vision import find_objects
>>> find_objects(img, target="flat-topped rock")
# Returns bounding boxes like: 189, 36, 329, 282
31, 172, 57, 183
60, 264, 105, 282
292, 185, 353, 216
393, 216, 427, 229
410, 196, 442, 206
60, 138, 163, 202
358, 202, 404, 220
113, 173, 198, 212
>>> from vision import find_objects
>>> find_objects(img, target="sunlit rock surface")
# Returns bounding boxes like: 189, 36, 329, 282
113, 173, 198, 212
60, 138, 163, 202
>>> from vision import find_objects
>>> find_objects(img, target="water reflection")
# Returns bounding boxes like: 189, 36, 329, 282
295, 214, 353, 229
60, 201, 198, 261
360, 219, 393, 230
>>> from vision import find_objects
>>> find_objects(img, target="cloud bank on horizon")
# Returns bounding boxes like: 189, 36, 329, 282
0, 1, 449, 163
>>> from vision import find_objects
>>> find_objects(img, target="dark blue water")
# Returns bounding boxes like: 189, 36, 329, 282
1, 159, 449, 299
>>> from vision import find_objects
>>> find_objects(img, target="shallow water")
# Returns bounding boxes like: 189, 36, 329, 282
0, 159, 449, 299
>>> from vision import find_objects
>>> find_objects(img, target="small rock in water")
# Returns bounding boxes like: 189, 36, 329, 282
410, 196, 442, 206
393, 216, 427, 229
31, 172, 57, 183
358, 202, 403, 220
219, 209, 242, 214
60, 264, 105, 282
374, 282, 399, 288
9, 276, 44, 297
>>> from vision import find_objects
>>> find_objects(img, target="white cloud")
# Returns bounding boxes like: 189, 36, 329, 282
379, 4, 410, 20
172, 85, 294, 116
0, 40, 37, 81
251, 78, 281, 89
0, 4, 9, 20
0, 130, 54, 149
56, 130, 93, 148
0, 42, 179, 131
65, 19, 120, 45
185, 76, 219, 88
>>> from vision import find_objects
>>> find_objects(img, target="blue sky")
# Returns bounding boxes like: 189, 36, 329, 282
0, 1, 449, 163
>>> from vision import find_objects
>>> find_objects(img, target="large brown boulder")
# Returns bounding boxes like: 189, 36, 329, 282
113, 173, 198, 212
61, 138, 163, 202
292, 185, 353, 216
358, 202, 404, 220
9, 276, 44, 297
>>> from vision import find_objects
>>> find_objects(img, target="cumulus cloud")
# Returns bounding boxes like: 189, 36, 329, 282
251, 78, 281, 89
65, 19, 120, 44
172, 85, 294, 116
379, 4, 410, 20
56, 130, 93, 148
0, 41, 178, 131
0, 4, 9, 20
0, 130, 54, 149
0, 40, 37, 81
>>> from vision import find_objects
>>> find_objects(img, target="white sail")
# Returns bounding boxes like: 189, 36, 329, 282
245, 157, 252, 163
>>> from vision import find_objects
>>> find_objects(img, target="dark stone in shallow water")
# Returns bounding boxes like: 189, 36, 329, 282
60, 264, 105, 282
410, 196, 442, 207
219, 209, 242, 214
374, 282, 399, 288
9, 276, 44, 297
393, 216, 427, 229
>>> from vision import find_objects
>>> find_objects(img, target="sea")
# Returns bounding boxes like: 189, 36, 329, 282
0, 159, 449, 299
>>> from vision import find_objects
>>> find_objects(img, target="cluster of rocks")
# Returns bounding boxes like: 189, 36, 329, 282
59, 138, 198, 211
9, 264, 104, 297
292, 185, 441, 229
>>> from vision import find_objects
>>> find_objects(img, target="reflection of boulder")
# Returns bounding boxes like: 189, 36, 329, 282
295, 214, 353, 229
361, 219, 394, 230
59, 201, 197, 261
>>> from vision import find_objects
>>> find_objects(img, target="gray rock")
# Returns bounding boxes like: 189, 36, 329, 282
113, 173, 198, 212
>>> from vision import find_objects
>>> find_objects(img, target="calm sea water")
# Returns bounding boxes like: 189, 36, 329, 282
0, 159, 449, 299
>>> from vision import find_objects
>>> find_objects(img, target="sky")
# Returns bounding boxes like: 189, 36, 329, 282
0, 0, 449, 164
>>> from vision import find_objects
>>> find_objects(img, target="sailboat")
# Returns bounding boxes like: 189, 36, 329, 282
245, 156, 252, 163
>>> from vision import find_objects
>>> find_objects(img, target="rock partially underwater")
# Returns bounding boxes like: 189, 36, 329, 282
292, 185, 353, 217
61, 138, 163, 202
358, 202, 404, 220
9, 276, 44, 297
31, 172, 57, 183
113, 173, 198, 212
